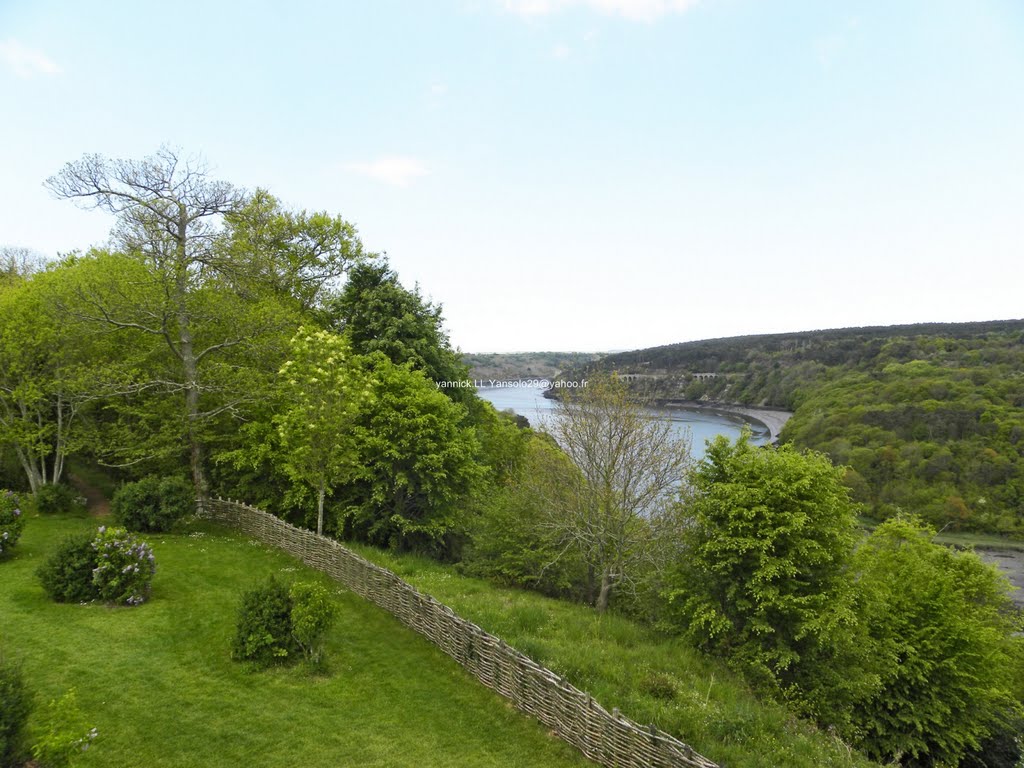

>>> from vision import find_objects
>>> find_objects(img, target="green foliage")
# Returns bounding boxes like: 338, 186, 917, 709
664, 435, 865, 718
275, 328, 361, 535
325, 259, 471, 401
37, 534, 97, 603
33, 484, 87, 516
232, 576, 297, 666
846, 517, 1024, 765
339, 352, 484, 556
0, 490, 24, 556
30, 688, 99, 768
289, 582, 338, 667
464, 436, 588, 598
581, 321, 1024, 535
90, 527, 156, 606
0, 653, 32, 768
111, 476, 194, 533
39, 527, 155, 606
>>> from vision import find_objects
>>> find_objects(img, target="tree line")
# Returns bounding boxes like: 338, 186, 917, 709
573, 322, 1024, 534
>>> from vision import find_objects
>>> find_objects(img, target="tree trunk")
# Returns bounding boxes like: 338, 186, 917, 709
317, 482, 326, 536
595, 568, 613, 613
176, 213, 209, 510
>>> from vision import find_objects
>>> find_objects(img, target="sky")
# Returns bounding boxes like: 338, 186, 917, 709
1, 0, 1022, 353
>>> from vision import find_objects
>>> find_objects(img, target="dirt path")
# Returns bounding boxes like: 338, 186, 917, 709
67, 473, 112, 517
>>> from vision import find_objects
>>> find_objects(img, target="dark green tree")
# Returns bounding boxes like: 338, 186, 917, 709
325, 260, 471, 399
663, 434, 865, 717
848, 516, 1023, 766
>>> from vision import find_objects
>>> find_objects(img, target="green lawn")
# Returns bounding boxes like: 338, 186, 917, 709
1, 515, 590, 768
344, 544, 881, 768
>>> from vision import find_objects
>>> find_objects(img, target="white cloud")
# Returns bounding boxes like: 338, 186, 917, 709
552, 42, 571, 58
502, 0, 699, 22
347, 156, 429, 188
0, 39, 61, 78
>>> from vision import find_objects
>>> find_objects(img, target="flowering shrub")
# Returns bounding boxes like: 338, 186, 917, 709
0, 489, 25, 556
37, 527, 155, 606
91, 527, 156, 606
37, 534, 98, 603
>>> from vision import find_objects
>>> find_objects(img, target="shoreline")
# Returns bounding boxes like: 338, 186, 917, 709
655, 399, 793, 442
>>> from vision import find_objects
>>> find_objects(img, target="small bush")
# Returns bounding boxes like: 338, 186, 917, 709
34, 484, 87, 516
289, 582, 337, 667
111, 476, 194, 533
91, 527, 156, 606
37, 535, 98, 603
37, 527, 155, 606
0, 490, 25, 557
30, 688, 99, 768
639, 671, 678, 701
232, 576, 297, 666
0, 654, 32, 768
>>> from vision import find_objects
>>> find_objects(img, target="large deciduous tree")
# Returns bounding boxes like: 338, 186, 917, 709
45, 148, 367, 503
0, 268, 94, 490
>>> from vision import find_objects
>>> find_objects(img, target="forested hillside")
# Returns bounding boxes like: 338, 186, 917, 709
572, 321, 1024, 534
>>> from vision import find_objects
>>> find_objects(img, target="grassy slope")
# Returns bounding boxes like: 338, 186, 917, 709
344, 544, 881, 768
1, 515, 589, 768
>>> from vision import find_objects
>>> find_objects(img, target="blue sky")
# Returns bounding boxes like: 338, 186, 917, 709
2, 0, 1022, 352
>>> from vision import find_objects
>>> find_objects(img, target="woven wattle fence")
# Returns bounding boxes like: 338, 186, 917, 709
203, 498, 719, 768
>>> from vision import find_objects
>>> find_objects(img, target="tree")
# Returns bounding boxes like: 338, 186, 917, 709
45, 149, 244, 502
663, 434, 863, 711
276, 328, 362, 535
542, 373, 692, 611
339, 352, 483, 555
0, 267, 96, 491
848, 516, 1024, 766
325, 259, 471, 399
45, 149, 366, 503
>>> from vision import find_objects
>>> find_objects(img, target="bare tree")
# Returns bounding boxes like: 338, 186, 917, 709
0, 246, 47, 285
45, 147, 245, 504
541, 373, 693, 611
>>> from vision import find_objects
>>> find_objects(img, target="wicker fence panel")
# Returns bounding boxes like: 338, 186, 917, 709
204, 498, 718, 768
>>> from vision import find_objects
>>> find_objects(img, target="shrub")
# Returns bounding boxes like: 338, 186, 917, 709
34, 484, 87, 516
232, 576, 297, 666
0, 654, 32, 768
37, 534, 98, 603
30, 688, 99, 768
0, 490, 25, 557
91, 527, 156, 606
289, 582, 337, 667
37, 527, 155, 606
846, 517, 1024, 765
111, 476, 194, 533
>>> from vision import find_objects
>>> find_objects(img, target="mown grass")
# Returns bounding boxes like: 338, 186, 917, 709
344, 543, 881, 768
1, 515, 590, 768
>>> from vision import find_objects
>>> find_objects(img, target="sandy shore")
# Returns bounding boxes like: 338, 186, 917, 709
660, 400, 793, 442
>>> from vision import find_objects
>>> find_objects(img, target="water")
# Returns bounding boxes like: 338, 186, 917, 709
478, 384, 770, 460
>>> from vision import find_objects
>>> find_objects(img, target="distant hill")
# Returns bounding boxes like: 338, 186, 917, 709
566, 319, 1024, 536
463, 351, 604, 382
